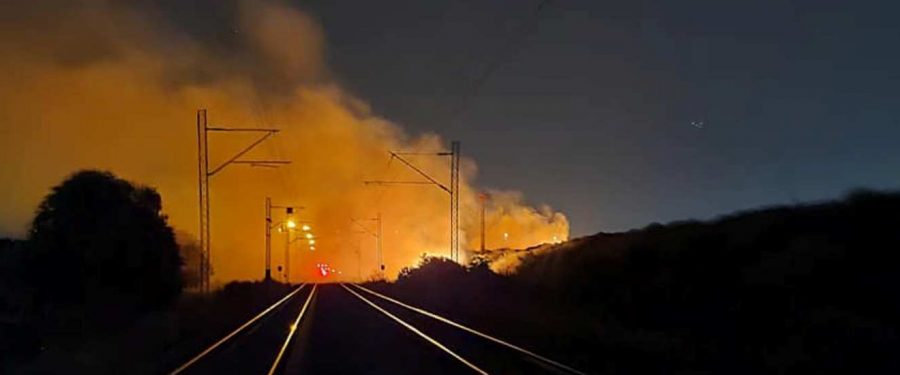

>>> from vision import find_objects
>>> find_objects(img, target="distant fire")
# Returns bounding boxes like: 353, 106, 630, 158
0, 0, 568, 283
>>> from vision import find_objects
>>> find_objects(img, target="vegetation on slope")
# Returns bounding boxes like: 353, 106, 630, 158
377, 190, 900, 374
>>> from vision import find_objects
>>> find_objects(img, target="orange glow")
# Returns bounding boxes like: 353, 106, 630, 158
0, 0, 569, 284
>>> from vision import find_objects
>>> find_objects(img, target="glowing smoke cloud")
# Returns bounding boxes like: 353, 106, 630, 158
0, 0, 568, 283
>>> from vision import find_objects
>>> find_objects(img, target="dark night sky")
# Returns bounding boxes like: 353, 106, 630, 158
293, 0, 900, 236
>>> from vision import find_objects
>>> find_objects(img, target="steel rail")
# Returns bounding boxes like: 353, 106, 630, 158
267, 284, 318, 375
340, 284, 489, 375
168, 284, 307, 375
349, 283, 588, 375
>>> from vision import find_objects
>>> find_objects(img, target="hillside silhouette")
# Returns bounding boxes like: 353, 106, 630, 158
373, 190, 900, 374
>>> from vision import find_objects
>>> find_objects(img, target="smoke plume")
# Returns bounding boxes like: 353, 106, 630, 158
0, 0, 568, 282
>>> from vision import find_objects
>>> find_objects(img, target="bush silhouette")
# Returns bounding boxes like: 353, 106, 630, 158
26, 170, 182, 332
397, 255, 467, 284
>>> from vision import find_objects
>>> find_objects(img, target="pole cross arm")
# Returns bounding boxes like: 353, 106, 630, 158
207, 127, 281, 132
364, 180, 441, 186
232, 160, 291, 168
387, 152, 451, 193
364, 141, 457, 263
208, 130, 278, 176
393, 152, 451, 156
351, 218, 379, 238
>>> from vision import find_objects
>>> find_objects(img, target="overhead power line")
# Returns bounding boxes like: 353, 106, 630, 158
196, 109, 290, 293
364, 141, 461, 262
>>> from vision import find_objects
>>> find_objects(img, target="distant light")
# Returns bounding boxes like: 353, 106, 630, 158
503, 232, 509, 241
302, 224, 311, 232
286, 220, 297, 229
305, 233, 313, 239
309, 246, 315, 251
308, 239, 315, 245
552, 236, 559, 243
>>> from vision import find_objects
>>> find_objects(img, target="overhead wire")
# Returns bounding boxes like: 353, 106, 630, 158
441, 0, 553, 129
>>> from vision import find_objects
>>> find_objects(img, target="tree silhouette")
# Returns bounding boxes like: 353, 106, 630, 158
175, 230, 205, 290
27, 170, 182, 328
